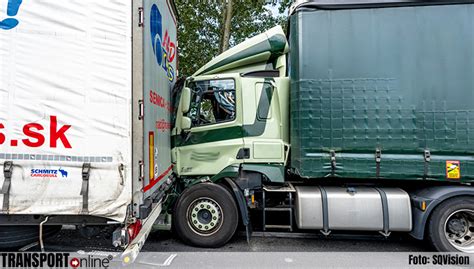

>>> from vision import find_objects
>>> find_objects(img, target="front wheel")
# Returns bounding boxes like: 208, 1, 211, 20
427, 197, 474, 252
173, 183, 238, 248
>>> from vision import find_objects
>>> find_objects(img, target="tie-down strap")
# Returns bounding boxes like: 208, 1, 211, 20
80, 163, 91, 214
1, 161, 13, 213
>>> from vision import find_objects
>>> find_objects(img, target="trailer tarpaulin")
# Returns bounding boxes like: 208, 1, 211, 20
0, 0, 133, 221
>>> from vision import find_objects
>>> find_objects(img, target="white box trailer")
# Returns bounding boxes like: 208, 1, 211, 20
0, 0, 177, 258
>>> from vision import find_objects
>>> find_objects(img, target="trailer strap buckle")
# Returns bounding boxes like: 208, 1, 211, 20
423, 149, 431, 180
80, 163, 91, 214
375, 149, 382, 178
1, 161, 13, 213
330, 150, 336, 176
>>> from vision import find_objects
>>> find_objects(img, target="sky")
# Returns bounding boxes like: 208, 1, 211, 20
265, 1, 291, 18
266, 3, 282, 17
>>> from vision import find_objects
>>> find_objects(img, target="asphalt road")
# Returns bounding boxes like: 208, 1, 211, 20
43, 228, 431, 253
143, 231, 430, 252
33, 229, 441, 268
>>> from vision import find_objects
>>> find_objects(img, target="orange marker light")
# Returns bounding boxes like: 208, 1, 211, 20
421, 201, 426, 211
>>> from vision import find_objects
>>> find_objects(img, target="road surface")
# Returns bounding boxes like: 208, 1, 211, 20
44, 229, 430, 253
31, 229, 443, 268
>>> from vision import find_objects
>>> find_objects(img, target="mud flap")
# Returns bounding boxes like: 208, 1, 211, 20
223, 178, 251, 243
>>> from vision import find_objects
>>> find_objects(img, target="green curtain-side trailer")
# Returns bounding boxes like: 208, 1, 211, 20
290, 1, 474, 182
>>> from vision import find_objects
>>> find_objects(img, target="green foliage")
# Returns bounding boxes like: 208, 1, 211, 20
175, 0, 292, 77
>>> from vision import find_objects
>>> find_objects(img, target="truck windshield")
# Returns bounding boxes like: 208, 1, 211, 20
187, 79, 236, 127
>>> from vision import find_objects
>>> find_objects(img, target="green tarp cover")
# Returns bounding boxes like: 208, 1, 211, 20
289, 3, 474, 182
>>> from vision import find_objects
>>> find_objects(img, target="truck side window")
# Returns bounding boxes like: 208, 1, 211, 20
188, 79, 236, 127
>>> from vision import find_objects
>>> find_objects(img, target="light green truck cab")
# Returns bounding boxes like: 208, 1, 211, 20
172, 26, 290, 184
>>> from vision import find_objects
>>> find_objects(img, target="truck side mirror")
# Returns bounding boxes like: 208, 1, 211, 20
181, 87, 191, 114
181, 116, 191, 131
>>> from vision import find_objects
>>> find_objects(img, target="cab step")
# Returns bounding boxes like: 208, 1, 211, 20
262, 183, 295, 232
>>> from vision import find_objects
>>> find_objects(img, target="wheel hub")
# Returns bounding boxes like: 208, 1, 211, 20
188, 198, 223, 236
448, 218, 467, 235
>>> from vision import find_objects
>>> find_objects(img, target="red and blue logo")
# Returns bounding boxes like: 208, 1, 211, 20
31, 168, 69, 178
150, 3, 176, 82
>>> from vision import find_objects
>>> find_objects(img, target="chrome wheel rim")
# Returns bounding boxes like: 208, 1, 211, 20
444, 209, 474, 252
187, 197, 223, 236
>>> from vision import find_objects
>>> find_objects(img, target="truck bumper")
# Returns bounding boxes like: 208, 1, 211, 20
121, 201, 162, 265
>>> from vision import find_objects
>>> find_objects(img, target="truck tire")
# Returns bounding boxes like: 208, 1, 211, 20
173, 183, 238, 248
0, 225, 62, 249
427, 197, 474, 252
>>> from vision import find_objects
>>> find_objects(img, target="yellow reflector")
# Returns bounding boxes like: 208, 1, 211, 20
123, 256, 131, 264
251, 194, 255, 204
421, 201, 426, 211
149, 132, 155, 181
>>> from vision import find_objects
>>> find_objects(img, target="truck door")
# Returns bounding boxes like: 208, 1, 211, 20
174, 76, 244, 177
240, 77, 287, 165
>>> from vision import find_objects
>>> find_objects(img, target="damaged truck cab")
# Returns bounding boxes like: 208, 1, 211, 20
173, 26, 290, 184
169, 0, 474, 252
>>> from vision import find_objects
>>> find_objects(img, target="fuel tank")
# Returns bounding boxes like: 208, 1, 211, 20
294, 186, 412, 232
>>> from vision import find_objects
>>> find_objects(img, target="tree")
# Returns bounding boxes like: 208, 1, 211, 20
175, 0, 292, 77
220, 0, 233, 53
